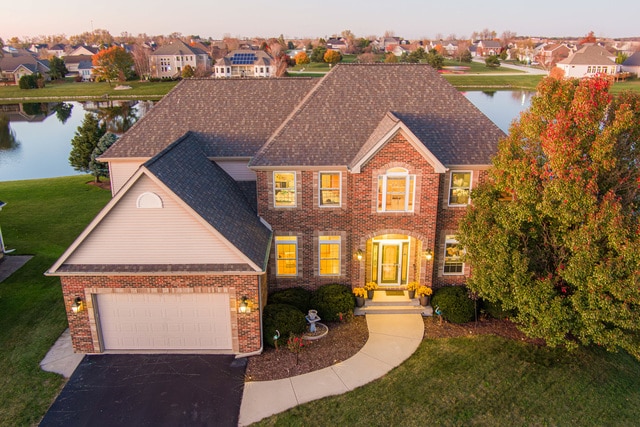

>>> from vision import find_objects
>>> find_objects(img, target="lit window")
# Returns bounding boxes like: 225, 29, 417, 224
443, 235, 464, 275
377, 168, 415, 212
449, 171, 472, 206
319, 172, 341, 207
319, 236, 340, 276
274, 172, 296, 207
276, 236, 297, 276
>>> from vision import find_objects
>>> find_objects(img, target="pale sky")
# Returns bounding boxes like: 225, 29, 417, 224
2, 0, 638, 42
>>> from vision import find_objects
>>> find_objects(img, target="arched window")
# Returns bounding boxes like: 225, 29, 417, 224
136, 192, 163, 209
377, 167, 415, 212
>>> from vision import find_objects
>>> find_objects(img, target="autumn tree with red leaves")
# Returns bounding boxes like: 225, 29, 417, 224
92, 46, 135, 86
459, 77, 640, 358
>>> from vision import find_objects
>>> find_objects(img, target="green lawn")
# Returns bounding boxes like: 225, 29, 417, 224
443, 74, 544, 90
0, 176, 111, 426
0, 80, 178, 103
257, 334, 640, 426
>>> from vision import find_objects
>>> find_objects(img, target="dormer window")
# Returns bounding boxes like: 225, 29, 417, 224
377, 167, 415, 212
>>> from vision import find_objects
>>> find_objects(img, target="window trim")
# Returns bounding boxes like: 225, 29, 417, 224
318, 171, 342, 208
443, 235, 465, 275
377, 167, 415, 212
275, 236, 298, 277
273, 171, 297, 208
448, 170, 472, 207
318, 236, 341, 276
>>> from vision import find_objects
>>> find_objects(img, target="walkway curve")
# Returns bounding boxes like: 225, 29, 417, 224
238, 313, 424, 426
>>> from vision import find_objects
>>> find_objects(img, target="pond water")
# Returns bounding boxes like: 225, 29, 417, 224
0, 91, 534, 182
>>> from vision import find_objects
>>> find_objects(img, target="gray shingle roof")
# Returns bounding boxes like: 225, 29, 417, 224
623, 51, 640, 66
151, 39, 207, 56
557, 44, 617, 66
101, 78, 318, 159
250, 64, 504, 167
144, 132, 272, 269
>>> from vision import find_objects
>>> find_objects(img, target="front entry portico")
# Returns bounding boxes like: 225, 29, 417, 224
371, 235, 410, 286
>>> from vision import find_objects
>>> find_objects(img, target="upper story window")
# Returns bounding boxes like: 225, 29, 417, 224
443, 235, 464, 275
319, 236, 341, 276
377, 167, 415, 212
319, 172, 341, 207
274, 172, 296, 207
275, 236, 298, 276
449, 171, 472, 206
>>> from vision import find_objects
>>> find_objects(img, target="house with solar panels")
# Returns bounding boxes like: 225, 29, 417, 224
213, 49, 274, 78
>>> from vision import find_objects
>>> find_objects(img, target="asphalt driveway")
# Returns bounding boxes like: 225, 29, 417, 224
40, 354, 247, 427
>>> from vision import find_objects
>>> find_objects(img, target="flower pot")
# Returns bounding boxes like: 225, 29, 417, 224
407, 290, 416, 299
355, 296, 365, 307
367, 290, 374, 299
419, 296, 431, 306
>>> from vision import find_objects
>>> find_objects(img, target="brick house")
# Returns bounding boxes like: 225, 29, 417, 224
47, 64, 504, 355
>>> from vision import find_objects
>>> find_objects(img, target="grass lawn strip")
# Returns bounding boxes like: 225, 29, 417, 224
0, 176, 111, 426
255, 335, 640, 426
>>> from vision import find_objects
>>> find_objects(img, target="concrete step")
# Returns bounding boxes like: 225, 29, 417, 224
355, 303, 433, 316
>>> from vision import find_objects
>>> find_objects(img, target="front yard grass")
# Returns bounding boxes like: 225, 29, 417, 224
257, 334, 640, 426
0, 176, 111, 426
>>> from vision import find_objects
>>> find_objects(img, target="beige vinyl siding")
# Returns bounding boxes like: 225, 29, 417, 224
214, 160, 256, 181
66, 175, 246, 265
110, 160, 145, 195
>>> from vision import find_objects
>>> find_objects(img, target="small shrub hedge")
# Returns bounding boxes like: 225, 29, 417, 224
262, 303, 307, 348
431, 286, 475, 324
309, 284, 354, 322
268, 287, 312, 313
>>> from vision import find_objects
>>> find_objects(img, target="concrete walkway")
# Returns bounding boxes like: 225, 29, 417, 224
0, 255, 32, 282
238, 313, 424, 426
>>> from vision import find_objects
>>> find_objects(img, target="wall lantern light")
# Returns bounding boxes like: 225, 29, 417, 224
356, 249, 364, 261
423, 250, 434, 261
238, 296, 252, 314
71, 297, 85, 314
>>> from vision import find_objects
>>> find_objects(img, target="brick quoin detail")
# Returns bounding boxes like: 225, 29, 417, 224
60, 274, 265, 354
257, 132, 458, 293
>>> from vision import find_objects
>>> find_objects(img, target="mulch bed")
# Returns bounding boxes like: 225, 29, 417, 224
245, 315, 545, 382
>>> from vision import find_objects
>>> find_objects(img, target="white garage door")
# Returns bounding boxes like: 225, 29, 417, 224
97, 293, 232, 351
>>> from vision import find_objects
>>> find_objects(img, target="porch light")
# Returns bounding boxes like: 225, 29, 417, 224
423, 250, 434, 261
71, 297, 85, 314
238, 296, 252, 314
356, 249, 364, 261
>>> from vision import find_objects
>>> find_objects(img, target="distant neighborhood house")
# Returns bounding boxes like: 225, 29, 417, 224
213, 49, 274, 78
622, 51, 640, 77
149, 39, 211, 79
0, 49, 50, 83
557, 44, 621, 78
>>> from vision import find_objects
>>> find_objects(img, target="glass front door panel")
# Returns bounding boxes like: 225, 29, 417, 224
380, 244, 400, 284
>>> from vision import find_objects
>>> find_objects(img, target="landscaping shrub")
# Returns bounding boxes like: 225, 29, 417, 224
431, 286, 475, 324
310, 284, 355, 322
262, 303, 306, 348
268, 287, 312, 313
481, 298, 517, 320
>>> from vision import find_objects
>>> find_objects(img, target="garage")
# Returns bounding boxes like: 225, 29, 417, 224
96, 292, 232, 351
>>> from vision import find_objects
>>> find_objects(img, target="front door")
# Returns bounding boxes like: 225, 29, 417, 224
380, 243, 401, 285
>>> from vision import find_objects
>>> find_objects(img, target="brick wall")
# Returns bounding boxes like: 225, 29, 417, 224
257, 132, 445, 291
60, 273, 265, 354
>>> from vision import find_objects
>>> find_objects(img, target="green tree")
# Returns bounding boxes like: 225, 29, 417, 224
48, 56, 68, 80
458, 77, 640, 359
616, 52, 628, 64
485, 55, 501, 67
89, 132, 117, 182
181, 64, 194, 78
323, 49, 342, 65
384, 53, 398, 63
407, 47, 426, 63
69, 113, 106, 176
425, 49, 444, 69
92, 46, 135, 86
460, 50, 473, 63
310, 46, 327, 63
